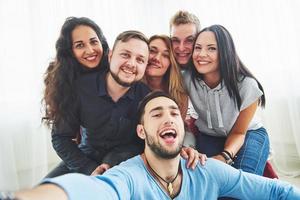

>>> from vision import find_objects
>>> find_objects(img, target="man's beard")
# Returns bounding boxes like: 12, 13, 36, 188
145, 130, 183, 159
110, 69, 136, 87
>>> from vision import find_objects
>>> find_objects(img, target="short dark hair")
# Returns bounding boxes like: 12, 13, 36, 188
112, 30, 149, 51
137, 91, 177, 124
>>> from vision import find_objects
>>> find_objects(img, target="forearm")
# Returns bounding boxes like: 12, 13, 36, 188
52, 135, 98, 174
15, 184, 68, 200
224, 132, 246, 157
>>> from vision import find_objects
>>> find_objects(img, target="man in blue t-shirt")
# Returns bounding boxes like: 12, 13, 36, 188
13, 91, 300, 200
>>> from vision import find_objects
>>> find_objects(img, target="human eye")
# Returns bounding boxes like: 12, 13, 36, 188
137, 57, 145, 64
74, 43, 84, 49
162, 53, 170, 58
120, 52, 130, 58
91, 39, 99, 45
149, 48, 157, 55
208, 46, 217, 51
185, 37, 195, 44
171, 111, 180, 116
152, 112, 162, 118
171, 38, 180, 45
194, 45, 201, 51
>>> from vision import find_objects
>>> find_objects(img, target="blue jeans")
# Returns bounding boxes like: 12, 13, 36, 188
196, 127, 270, 175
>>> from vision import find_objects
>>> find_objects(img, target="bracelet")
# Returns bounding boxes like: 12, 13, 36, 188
223, 150, 234, 160
0, 191, 18, 200
220, 151, 234, 165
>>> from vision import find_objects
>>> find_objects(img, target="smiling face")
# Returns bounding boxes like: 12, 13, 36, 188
137, 96, 185, 159
72, 25, 103, 68
170, 23, 197, 67
193, 31, 219, 78
146, 38, 170, 78
108, 38, 149, 87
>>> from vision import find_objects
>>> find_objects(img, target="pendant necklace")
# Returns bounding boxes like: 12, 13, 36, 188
144, 154, 180, 197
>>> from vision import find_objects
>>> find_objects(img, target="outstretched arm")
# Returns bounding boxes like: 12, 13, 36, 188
15, 184, 68, 200
213, 100, 258, 162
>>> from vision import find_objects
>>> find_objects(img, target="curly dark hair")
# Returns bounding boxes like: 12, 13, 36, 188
43, 17, 109, 127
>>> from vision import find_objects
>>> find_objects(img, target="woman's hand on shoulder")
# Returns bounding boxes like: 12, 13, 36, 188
180, 147, 207, 170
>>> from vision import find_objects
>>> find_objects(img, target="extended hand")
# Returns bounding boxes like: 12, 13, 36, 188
91, 163, 110, 176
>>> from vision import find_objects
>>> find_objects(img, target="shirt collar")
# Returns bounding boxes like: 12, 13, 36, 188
97, 71, 135, 100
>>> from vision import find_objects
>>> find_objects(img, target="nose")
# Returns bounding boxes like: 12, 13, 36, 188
199, 49, 208, 57
127, 57, 136, 67
153, 53, 161, 64
85, 44, 94, 54
178, 41, 185, 51
163, 113, 174, 125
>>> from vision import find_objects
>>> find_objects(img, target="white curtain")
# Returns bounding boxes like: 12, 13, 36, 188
0, 0, 299, 190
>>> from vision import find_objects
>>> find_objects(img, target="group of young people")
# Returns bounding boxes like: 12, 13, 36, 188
2, 10, 299, 200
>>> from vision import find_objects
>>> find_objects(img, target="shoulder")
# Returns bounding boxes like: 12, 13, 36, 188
238, 76, 260, 91
76, 71, 106, 96
106, 156, 144, 176
195, 158, 238, 181
132, 81, 151, 97
76, 71, 104, 89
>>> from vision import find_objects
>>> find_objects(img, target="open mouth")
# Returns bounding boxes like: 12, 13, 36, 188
159, 128, 177, 143
176, 53, 190, 58
196, 60, 210, 65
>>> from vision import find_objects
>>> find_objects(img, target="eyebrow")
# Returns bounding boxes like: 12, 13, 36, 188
121, 49, 146, 59
150, 46, 169, 54
73, 37, 98, 44
149, 105, 179, 113
171, 35, 195, 41
195, 43, 216, 46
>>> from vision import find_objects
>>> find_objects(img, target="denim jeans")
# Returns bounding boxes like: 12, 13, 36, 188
196, 127, 270, 175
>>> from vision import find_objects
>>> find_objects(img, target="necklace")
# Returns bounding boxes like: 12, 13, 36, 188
143, 154, 180, 197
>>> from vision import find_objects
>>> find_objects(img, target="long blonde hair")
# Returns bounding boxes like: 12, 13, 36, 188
146, 35, 188, 117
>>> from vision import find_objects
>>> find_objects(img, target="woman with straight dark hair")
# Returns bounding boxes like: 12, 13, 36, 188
184, 24, 270, 176
43, 16, 109, 177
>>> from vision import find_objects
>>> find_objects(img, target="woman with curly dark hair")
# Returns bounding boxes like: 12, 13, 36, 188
43, 17, 109, 177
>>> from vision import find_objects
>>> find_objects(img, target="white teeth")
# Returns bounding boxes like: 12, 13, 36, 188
161, 129, 175, 136
198, 61, 209, 65
122, 68, 134, 74
85, 55, 97, 61
178, 53, 188, 57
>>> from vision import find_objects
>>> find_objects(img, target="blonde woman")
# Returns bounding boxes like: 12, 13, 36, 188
145, 35, 188, 119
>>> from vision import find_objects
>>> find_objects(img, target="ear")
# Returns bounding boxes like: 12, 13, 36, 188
136, 124, 146, 140
108, 50, 113, 64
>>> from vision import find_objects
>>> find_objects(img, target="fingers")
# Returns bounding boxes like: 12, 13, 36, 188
189, 153, 198, 170
91, 167, 104, 176
186, 149, 196, 169
91, 163, 111, 176
101, 163, 110, 172
180, 147, 189, 159
181, 147, 197, 169
199, 153, 207, 166
181, 147, 208, 169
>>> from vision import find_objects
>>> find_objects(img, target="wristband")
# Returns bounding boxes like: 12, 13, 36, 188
220, 151, 234, 165
223, 150, 234, 160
